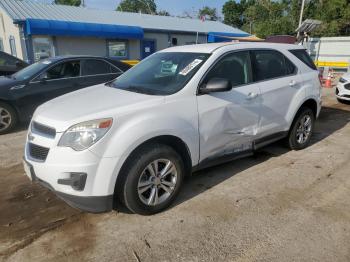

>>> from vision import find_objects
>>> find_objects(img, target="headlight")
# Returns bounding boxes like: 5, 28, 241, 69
339, 77, 347, 83
58, 118, 113, 151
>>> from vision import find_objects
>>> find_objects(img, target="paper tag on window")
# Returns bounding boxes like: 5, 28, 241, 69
179, 59, 203, 76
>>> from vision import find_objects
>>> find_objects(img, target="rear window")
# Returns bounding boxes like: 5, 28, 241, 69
289, 49, 317, 70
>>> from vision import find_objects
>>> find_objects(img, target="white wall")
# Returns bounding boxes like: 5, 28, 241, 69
0, 10, 23, 59
308, 37, 350, 63
55, 36, 107, 57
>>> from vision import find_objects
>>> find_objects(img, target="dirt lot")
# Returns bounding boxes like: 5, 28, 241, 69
1, 88, 350, 262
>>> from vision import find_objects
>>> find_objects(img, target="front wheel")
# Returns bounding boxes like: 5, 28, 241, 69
0, 102, 17, 135
287, 107, 315, 150
120, 144, 184, 215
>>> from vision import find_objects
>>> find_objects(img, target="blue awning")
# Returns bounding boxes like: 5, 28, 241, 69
25, 19, 144, 39
208, 32, 250, 43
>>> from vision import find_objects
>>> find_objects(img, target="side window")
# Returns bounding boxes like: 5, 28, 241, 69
289, 49, 317, 70
81, 59, 112, 76
110, 64, 122, 73
251, 50, 295, 82
205, 51, 252, 87
44, 60, 80, 80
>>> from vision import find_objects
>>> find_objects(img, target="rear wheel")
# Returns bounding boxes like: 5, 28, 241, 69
287, 107, 314, 150
0, 102, 17, 135
119, 144, 184, 215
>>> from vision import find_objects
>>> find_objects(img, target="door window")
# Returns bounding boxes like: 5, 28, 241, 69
81, 59, 115, 76
251, 50, 296, 82
33, 37, 55, 62
43, 60, 80, 80
204, 51, 253, 88
108, 41, 128, 58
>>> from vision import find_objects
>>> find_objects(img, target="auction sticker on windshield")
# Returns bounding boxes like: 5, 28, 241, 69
179, 59, 203, 76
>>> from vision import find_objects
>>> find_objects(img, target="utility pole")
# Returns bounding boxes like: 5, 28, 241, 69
297, 0, 306, 38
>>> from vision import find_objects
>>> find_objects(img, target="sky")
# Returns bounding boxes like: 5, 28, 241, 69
82, 0, 228, 17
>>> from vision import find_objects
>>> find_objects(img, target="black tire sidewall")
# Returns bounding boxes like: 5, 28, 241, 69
288, 108, 315, 150
122, 144, 185, 215
0, 102, 17, 135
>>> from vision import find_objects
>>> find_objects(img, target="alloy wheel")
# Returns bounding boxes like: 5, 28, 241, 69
137, 159, 178, 206
0, 107, 12, 132
296, 114, 312, 144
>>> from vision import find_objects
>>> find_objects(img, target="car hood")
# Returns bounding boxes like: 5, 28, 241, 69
341, 73, 350, 81
34, 84, 165, 132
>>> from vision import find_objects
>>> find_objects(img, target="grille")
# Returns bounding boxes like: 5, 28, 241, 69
28, 143, 50, 161
344, 83, 350, 90
32, 122, 56, 138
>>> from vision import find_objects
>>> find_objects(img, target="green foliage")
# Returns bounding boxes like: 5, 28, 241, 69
157, 10, 171, 16
54, 0, 81, 6
116, 0, 157, 14
222, 0, 350, 38
198, 6, 218, 21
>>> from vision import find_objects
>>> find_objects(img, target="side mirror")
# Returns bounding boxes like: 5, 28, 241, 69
200, 78, 232, 94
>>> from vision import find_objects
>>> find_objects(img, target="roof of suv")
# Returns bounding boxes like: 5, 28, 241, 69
160, 42, 304, 54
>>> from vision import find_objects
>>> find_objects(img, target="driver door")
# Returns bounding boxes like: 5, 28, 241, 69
197, 51, 261, 163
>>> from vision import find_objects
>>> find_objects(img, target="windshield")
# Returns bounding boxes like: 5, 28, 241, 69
110, 52, 210, 95
12, 59, 52, 81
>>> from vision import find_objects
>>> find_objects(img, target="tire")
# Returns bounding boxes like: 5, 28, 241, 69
119, 144, 185, 215
0, 102, 17, 135
287, 107, 315, 150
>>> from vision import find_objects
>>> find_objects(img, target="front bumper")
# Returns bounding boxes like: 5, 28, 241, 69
23, 158, 114, 213
23, 127, 125, 213
336, 82, 350, 101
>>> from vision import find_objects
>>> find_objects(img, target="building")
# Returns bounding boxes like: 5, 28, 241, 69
0, 0, 249, 63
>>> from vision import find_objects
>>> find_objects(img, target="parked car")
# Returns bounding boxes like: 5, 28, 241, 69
23, 43, 322, 215
0, 56, 131, 134
336, 74, 350, 103
0, 51, 28, 76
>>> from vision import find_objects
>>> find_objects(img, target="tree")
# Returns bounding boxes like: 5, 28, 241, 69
157, 10, 171, 16
54, 0, 81, 6
198, 6, 218, 21
222, 0, 350, 38
116, 0, 157, 14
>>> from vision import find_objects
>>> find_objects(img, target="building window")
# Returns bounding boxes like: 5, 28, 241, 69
32, 37, 55, 61
108, 40, 128, 58
0, 38, 3, 51
9, 36, 17, 57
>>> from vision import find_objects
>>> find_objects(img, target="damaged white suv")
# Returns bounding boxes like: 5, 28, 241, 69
24, 42, 322, 215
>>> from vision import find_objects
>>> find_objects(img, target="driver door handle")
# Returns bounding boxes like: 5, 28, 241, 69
246, 92, 259, 100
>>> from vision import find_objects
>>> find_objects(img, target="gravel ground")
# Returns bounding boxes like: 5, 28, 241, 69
1, 88, 350, 262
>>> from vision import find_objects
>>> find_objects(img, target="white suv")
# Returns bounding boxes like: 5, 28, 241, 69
24, 42, 322, 215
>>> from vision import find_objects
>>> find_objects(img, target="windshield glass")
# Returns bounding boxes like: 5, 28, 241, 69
12, 59, 52, 81
110, 52, 210, 95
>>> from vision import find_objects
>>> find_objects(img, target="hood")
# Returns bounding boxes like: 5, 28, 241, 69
341, 73, 350, 81
33, 84, 165, 132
